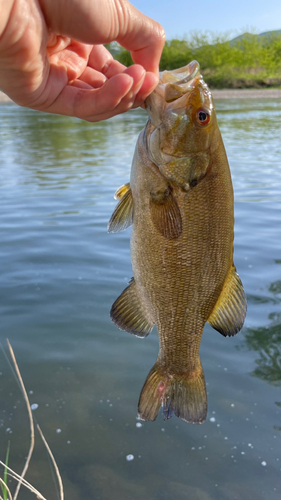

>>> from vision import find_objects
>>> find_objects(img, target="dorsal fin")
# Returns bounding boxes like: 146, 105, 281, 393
208, 265, 247, 337
108, 188, 133, 233
114, 182, 131, 200
110, 278, 154, 337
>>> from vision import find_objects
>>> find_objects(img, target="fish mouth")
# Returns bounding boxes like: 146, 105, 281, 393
160, 60, 200, 85
144, 60, 209, 128
159, 60, 201, 103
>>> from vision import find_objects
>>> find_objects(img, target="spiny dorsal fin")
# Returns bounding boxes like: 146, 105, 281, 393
114, 182, 131, 200
108, 188, 133, 233
110, 278, 154, 337
208, 265, 247, 337
150, 187, 182, 239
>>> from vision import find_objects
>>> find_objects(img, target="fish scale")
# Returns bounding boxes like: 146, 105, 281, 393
108, 61, 247, 424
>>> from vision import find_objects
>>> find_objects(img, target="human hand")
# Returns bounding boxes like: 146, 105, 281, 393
0, 0, 165, 121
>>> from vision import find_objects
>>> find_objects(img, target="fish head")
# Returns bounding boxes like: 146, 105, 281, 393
144, 61, 218, 188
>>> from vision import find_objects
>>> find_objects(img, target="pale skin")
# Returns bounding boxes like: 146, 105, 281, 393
0, 0, 165, 121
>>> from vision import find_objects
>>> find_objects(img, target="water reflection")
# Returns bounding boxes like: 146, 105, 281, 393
269, 280, 281, 295
244, 312, 281, 385
0, 106, 147, 191
4, 108, 111, 161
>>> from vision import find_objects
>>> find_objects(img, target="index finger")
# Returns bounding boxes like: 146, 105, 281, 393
40, 0, 165, 74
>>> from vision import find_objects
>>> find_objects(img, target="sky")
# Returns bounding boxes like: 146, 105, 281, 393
131, 0, 281, 39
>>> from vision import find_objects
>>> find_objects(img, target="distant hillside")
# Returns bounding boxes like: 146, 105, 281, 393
231, 29, 281, 44
259, 29, 281, 37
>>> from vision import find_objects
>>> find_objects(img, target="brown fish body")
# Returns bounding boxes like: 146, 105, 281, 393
109, 62, 246, 423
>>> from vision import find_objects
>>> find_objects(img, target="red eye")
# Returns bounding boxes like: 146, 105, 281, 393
196, 108, 211, 126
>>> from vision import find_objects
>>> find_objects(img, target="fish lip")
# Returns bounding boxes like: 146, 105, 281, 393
151, 60, 200, 104
160, 60, 200, 85
151, 75, 200, 107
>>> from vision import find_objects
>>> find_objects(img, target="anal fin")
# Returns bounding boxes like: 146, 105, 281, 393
208, 265, 247, 337
110, 278, 154, 337
108, 187, 133, 233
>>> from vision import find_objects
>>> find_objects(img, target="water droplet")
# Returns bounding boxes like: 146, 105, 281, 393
30, 404, 38, 411
56, 429, 61, 434
136, 423, 142, 428
126, 454, 134, 461
231, 404, 235, 407
210, 417, 216, 422
261, 461, 267, 466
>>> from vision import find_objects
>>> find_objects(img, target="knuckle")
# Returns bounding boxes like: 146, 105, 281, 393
155, 23, 166, 45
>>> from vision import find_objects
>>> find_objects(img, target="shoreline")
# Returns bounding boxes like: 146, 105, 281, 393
1, 88, 281, 105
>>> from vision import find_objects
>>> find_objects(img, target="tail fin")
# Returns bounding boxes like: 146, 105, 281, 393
138, 360, 207, 424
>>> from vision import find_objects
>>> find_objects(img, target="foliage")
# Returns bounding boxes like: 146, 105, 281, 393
0, 442, 10, 500
107, 31, 281, 88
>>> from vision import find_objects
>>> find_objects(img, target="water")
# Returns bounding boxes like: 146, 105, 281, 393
0, 99, 280, 500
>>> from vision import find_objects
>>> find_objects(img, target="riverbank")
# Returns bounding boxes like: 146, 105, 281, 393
1, 88, 281, 105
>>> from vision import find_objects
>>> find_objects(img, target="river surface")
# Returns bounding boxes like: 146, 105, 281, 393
0, 99, 280, 500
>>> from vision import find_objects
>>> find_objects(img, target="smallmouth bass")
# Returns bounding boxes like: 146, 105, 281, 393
108, 61, 246, 424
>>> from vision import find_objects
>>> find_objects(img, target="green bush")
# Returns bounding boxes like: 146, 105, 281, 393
107, 31, 281, 88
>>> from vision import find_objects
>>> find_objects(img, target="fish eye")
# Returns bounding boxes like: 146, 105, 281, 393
196, 108, 211, 126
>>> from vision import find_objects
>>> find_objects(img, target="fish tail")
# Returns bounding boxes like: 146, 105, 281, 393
138, 358, 207, 424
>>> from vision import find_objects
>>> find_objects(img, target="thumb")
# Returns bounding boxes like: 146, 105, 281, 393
39, 0, 165, 73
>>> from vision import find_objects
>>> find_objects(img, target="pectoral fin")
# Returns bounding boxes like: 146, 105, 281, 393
110, 278, 154, 337
150, 187, 182, 239
208, 265, 247, 337
108, 188, 133, 233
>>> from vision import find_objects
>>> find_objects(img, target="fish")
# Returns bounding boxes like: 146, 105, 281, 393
108, 60, 247, 424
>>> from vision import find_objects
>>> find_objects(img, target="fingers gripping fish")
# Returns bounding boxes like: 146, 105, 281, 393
108, 61, 247, 424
